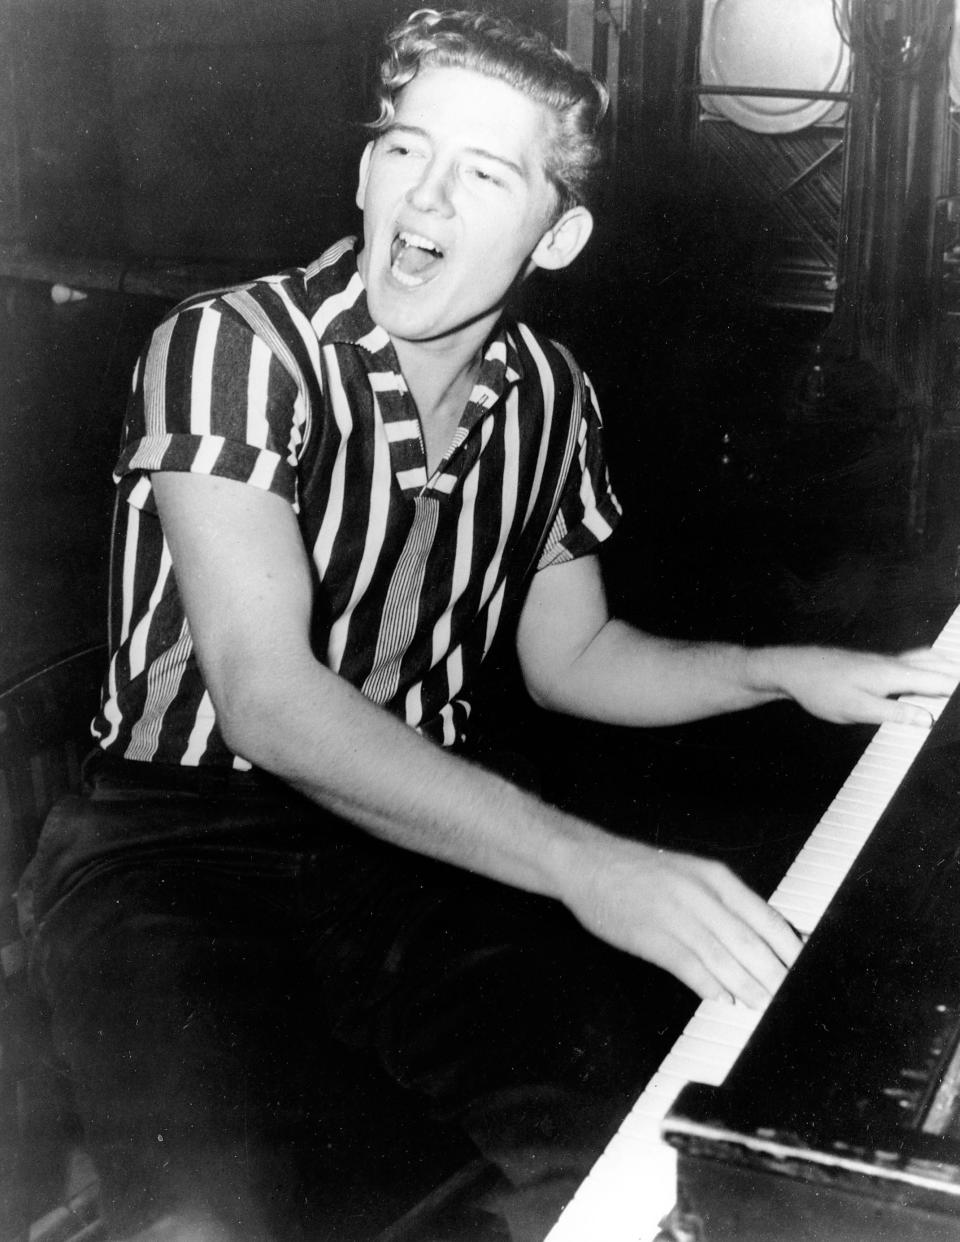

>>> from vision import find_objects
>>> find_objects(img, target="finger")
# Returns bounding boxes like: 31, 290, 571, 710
681, 923, 772, 1009
897, 647, 960, 670
691, 908, 791, 1005
638, 929, 733, 1004
883, 648, 960, 687
883, 667, 960, 697
871, 697, 935, 728
701, 861, 804, 970
827, 689, 932, 728
736, 894, 804, 970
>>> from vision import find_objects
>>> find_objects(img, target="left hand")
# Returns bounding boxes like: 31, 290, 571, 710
764, 646, 960, 727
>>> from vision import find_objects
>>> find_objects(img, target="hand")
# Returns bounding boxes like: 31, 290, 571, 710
560, 836, 802, 1007
761, 646, 960, 728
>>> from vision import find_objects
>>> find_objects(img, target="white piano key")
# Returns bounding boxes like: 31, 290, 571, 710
690, 993, 760, 1033
845, 758, 909, 779
774, 878, 835, 904
627, 1071, 687, 1112
819, 801, 879, 821
856, 754, 912, 776
821, 791, 880, 811
775, 875, 836, 901
790, 863, 848, 887
798, 838, 860, 863
664, 1043, 740, 1082
770, 905, 818, 936
799, 832, 859, 851
861, 737, 919, 757
810, 820, 872, 844
882, 721, 936, 743
773, 898, 829, 923
807, 813, 869, 836
771, 903, 830, 930
822, 790, 887, 809
770, 889, 826, 916
772, 886, 834, 912
795, 845, 859, 873
670, 1029, 740, 1057
547, 1130, 675, 1242
620, 1098, 687, 1136
684, 1014, 760, 1048
842, 773, 902, 794
827, 789, 888, 807
658, 1049, 728, 1086
624, 1096, 681, 1130
788, 858, 845, 882
843, 766, 906, 787
901, 695, 950, 716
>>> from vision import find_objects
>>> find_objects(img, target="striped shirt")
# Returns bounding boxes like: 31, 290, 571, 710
91, 237, 621, 768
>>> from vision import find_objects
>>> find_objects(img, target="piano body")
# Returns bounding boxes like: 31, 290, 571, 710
547, 602, 960, 1242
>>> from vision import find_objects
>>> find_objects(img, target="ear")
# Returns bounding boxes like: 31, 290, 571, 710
529, 206, 594, 272
355, 141, 374, 211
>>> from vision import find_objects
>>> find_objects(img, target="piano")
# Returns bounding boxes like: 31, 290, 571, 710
546, 600, 960, 1242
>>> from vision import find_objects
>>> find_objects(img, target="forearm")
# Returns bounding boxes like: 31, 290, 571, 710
536, 621, 960, 730
216, 656, 803, 1005
535, 619, 788, 726
218, 653, 599, 898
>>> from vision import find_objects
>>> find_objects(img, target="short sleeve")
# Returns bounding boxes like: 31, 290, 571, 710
113, 298, 302, 515
536, 370, 622, 569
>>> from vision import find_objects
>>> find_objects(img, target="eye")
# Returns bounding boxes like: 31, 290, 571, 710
381, 137, 427, 160
468, 166, 506, 188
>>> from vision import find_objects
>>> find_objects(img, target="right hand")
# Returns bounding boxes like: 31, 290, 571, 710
559, 836, 803, 1008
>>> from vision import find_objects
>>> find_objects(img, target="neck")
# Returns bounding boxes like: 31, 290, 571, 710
392, 321, 493, 422
392, 327, 495, 477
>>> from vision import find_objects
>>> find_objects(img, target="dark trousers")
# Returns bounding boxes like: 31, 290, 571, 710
20, 754, 691, 1242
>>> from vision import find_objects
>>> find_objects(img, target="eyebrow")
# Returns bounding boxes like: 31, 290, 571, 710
381, 123, 527, 180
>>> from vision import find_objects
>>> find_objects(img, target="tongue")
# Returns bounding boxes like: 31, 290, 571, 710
395, 244, 440, 278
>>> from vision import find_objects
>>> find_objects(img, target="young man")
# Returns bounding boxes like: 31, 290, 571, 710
23, 9, 960, 1242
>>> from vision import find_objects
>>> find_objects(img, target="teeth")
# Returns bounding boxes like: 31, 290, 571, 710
390, 228, 444, 287
391, 263, 427, 288
398, 230, 442, 256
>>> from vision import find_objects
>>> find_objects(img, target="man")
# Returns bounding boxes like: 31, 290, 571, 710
23, 9, 960, 1242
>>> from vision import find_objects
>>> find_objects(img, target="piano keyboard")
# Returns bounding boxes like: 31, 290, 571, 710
546, 601, 960, 1242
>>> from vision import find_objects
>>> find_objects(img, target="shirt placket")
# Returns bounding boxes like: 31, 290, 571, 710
357, 360, 510, 708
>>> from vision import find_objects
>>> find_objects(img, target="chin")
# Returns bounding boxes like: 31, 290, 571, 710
369, 291, 438, 339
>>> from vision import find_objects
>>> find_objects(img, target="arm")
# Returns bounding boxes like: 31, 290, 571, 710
517, 553, 960, 728
151, 470, 801, 1006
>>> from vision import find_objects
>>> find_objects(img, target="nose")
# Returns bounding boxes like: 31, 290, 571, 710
406, 158, 455, 217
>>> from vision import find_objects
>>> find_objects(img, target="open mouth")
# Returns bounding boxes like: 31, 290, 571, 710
390, 230, 444, 288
